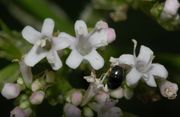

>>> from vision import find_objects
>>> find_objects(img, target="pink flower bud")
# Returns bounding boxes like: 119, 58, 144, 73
1, 83, 21, 99
105, 28, 116, 43
159, 80, 178, 99
10, 107, 27, 117
95, 91, 109, 103
29, 91, 45, 105
71, 90, 83, 106
64, 103, 81, 117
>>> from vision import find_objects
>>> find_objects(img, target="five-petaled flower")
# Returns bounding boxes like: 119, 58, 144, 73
22, 18, 69, 70
59, 20, 116, 70
111, 40, 168, 87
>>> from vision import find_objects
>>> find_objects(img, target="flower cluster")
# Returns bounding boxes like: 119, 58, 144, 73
22, 18, 115, 70
0, 18, 178, 117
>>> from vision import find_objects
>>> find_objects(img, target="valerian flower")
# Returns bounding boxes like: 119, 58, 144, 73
111, 40, 168, 87
159, 80, 178, 99
22, 18, 69, 70
161, 0, 180, 19
59, 20, 116, 70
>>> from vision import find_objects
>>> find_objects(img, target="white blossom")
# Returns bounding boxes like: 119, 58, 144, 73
59, 20, 116, 70
113, 40, 168, 87
159, 80, 178, 99
161, 0, 180, 19
1, 83, 21, 99
22, 18, 69, 70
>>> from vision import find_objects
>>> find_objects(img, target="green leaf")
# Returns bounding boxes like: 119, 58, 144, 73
0, 64, 19, 90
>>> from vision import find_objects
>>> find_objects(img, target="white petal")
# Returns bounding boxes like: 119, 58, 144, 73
126, 68, 142, 86
137, 45, 153, 65
41, 18, 54, 36
46, 50, 62, 70
84, 50, 104, 70
74, 20, 88, 36
89, 28, 115, 48
66, 50, 83, 69
22, 26, 41, 44
144, 75, 157, 87
54, 32, 75, 50
24, 45, 47, 67
149, 63, 168, 79
118, 54, 135, 68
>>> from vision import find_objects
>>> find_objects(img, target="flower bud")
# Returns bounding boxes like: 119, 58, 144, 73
161, 0, 180, 19
10, 107, 27, 117
83, 107, 94, 117
31, 79, 45, 92
110, 87, 124, 99
71, 90, 83, 106
95, 91, 109, 103
159, 80, 178, 99
95, 20, 108, 29
29, 91, 45, 105
1, 83, 21, 99
64, 103, 81, 117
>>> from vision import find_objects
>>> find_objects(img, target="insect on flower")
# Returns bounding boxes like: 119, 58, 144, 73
107, 65, 124, 90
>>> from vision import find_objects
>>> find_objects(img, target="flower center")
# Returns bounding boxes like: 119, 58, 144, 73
136, 60, 147, 73
76, 36, 93, 56
39, 36, 52, 51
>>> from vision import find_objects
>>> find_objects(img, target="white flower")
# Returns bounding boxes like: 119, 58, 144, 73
1, 83, 21, 99
159, 80, 178, 99
59, 20, 116, 70
22, 18, 69, 70
161, 0, 180, 19
115, 40, 168, 87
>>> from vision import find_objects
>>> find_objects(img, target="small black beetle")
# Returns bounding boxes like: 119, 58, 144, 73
107, 65, 124, 89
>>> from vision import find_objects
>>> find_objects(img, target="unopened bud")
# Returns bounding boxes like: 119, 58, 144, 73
71, 90, 83, 106
95, 91, 109, 103
64, 103, 81, 117
29, 91, 45, 105
159, 80, 178, 99
95, 20, 108, 29
83, 107, 94, 117
161, 0, 180, 19
1, 83, 21, 99
31, 79, 45, 92
10, 107, 27, 117
110, 87, 124, 99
